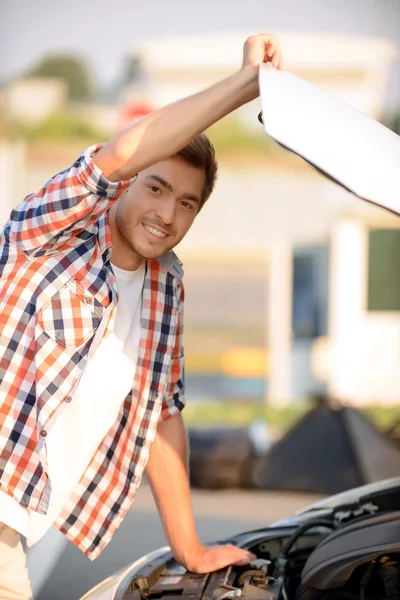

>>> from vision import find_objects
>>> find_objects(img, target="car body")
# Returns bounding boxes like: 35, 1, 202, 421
81, 477, 400, 600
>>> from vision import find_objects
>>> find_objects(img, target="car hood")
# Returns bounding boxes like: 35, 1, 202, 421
258, 63, 400, 216
297, 476, 400, 514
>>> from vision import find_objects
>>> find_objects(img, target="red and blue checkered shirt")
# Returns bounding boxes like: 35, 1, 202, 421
0, 145, 185, 559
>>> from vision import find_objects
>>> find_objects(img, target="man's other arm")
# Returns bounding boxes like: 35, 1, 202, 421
145, 413, 256, 573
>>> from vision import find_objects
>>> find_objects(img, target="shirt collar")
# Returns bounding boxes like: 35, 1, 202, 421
157, 250, 184, 280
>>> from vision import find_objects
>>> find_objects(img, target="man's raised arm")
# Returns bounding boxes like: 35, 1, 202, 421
94, 33, 283, 181
9, 34, 282, 256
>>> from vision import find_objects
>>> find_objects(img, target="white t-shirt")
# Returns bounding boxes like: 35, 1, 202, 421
0, 262, 145, 545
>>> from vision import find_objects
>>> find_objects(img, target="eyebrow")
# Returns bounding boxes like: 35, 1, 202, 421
144, 174, 201, 205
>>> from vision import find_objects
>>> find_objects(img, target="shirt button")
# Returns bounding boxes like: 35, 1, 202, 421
40, 429, 47, 437
64, 396, 72, 403
85, 296, 94, 306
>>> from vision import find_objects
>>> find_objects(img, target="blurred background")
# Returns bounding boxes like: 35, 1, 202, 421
1, 0, 400, 598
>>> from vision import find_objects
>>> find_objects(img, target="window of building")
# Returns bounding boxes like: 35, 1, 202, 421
292, 245, 329, 340
367, 228, 400, 312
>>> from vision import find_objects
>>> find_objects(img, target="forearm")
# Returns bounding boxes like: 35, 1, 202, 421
146, 413, 201, 567
94, 66, 259, 181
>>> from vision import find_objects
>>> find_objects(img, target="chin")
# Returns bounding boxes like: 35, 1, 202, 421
134, 244, 171, 261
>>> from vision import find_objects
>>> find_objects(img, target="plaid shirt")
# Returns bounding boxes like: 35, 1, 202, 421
0, 145, 185, 559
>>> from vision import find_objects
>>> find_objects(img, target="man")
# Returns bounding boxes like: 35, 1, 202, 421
0, 33, 283, 598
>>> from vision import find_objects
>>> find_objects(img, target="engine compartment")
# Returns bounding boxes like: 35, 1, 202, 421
123, 521, 400, 600
122, 503, 400, 600
120, 526, 326, 600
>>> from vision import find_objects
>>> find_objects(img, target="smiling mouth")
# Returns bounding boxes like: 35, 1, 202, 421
142, 224, 169, 239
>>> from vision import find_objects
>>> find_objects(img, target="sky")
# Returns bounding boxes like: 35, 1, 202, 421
1, 0, 400, 111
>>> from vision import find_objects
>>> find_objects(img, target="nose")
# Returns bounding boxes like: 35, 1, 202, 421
155, 198, 176, 226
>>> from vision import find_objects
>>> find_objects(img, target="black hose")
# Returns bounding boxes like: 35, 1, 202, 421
280, 519, 334, 559
277, 519, 334, 600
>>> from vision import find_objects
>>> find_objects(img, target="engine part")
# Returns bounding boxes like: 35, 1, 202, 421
218, 589, 242, 600
280, 520, 334, 560
380, 558, 400, 599
301, 511, 400, 590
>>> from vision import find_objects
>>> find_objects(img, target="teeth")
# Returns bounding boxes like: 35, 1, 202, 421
144, 225, 167, 238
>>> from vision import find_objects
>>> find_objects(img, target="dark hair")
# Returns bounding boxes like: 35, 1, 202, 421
175, 133, 218, 210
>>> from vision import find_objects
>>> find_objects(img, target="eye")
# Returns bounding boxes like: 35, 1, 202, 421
180, 200, 194, 210
148, 185, 161, 194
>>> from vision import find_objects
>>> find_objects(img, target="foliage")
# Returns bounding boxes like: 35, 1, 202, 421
0, 109, 287, 161
26, 54, 93, 100
122, 53, 144, 85
183, 400, 400, 436
2, 112, 106, 143
183, 400, 312, 431
206, 116, 276, 158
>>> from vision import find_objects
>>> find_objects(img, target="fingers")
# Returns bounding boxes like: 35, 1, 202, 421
214, 544, 257, 567
264, 37, 283, 70
188, 544, 257, 573
230, 547, 257, 565
243, 33, 284, 70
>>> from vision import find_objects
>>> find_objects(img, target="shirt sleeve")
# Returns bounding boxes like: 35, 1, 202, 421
9, 144, 131, 255
159, 281, 185, 422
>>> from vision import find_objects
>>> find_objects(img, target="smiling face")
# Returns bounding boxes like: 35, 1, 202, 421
108, 156, 206, 270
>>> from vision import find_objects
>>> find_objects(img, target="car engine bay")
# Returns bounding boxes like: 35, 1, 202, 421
121, 488, 400, 600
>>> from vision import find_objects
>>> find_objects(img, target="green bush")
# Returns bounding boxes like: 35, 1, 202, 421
206, 116, 277, 158
183, 400, 312, 431
183, 400, 400, 436
2, 112, 106, 143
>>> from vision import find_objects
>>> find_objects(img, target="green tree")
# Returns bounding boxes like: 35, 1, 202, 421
26, 54, 93, 100
121, 53, 144, 86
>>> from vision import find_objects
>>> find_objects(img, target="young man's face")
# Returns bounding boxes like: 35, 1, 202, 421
109, 156, 205, 269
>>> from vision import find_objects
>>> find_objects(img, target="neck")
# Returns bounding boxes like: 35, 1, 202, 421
108, 205, 145, 271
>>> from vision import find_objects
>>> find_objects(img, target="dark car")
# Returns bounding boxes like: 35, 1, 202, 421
81, 477, 400, 600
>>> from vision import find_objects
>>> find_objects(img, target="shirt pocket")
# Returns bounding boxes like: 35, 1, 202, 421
37, 277, 106, 348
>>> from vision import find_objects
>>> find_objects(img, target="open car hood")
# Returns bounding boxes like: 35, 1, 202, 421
298, 476, 400, 514
258, 63, 400, 216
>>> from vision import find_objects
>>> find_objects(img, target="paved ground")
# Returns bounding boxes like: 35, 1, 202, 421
27, 485, 323, 600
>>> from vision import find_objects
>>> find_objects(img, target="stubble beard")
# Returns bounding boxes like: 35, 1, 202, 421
115, 205, 171, 261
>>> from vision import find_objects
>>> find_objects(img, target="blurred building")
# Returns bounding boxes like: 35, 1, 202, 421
0, 31, 398, 406
2, 78, 121, 136
3, 77, 68, 125
126, 31, 397, 123
69, 101, 121, 134
126, 31, 399, 406
177, 166, 400, 406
